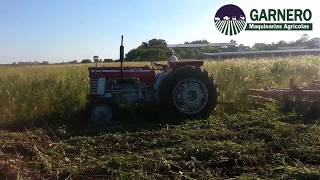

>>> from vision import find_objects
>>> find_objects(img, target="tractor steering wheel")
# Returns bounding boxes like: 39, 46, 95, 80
151, 60, 166, 71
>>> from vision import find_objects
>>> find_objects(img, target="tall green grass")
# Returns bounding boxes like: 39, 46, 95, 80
0, 64, 88, 126
0, 56, 319, 126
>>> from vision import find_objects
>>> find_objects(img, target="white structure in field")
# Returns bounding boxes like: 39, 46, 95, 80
223, 16, 230, 20
168, 42, 237, 48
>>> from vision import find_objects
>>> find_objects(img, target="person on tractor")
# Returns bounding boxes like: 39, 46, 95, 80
166, 48, 179, 65
153, 48, 179, 90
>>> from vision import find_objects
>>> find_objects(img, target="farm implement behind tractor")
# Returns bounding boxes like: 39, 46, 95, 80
248, 79, 320, 117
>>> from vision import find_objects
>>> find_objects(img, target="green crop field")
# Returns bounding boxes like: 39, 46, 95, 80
1, 56, 320, 179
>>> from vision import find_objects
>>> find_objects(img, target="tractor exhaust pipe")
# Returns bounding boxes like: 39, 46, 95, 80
120, 35, 124, 76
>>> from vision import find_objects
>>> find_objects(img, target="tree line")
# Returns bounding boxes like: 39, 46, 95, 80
78, 34, 320, 63
251, 34, 320, 51
125, 39, 222, 61
124, 34, 320, 61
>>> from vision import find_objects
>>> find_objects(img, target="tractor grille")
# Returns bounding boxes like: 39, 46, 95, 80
90, 79, 98, 94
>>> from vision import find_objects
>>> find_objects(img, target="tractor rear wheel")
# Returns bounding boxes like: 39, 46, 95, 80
159, 66, 218, 118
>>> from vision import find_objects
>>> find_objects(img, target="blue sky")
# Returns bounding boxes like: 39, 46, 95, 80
0, 0, 319, 63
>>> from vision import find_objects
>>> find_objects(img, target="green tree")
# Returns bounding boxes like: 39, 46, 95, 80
126, 39, 168, 61
306, 38, 320, 48
184, 40, 209, 44
103, 59, 113, 62
81, 59, 91, 63
138, 42, 149, 49
277, 40, 287, 47
148, 39, 167, 48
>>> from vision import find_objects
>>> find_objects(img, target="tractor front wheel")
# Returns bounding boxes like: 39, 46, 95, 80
88, 103, 114, 125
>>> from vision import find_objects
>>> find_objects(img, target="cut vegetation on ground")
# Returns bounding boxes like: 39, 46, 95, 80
1, 56, 320, 179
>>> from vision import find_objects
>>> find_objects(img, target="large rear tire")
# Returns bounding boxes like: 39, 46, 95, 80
159, 66, 218, 119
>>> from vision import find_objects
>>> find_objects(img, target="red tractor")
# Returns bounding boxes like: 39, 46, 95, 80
87, 36, 218, 124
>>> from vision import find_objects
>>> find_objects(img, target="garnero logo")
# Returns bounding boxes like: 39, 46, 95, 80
214, 4, 246, 36
214, 4, 313, 36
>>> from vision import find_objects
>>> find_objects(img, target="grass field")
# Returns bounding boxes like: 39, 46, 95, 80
1, 56, 320, 179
